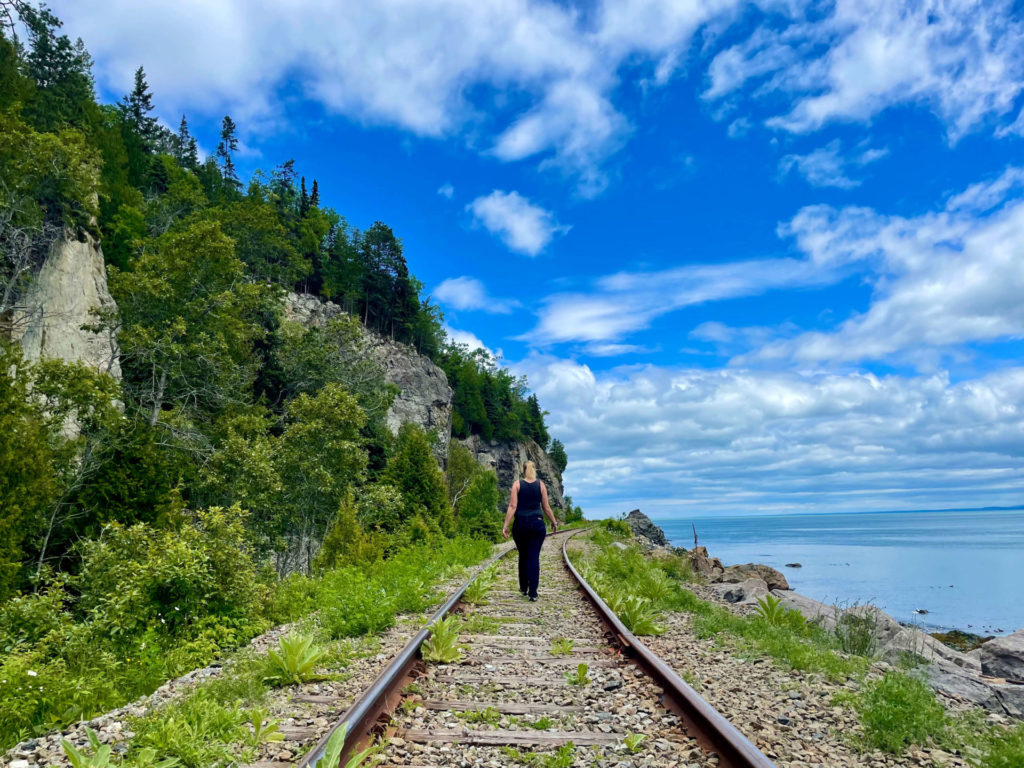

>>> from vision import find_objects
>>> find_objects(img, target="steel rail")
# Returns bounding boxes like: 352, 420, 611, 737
297, 528, 579, 768
561, 530, 777, 768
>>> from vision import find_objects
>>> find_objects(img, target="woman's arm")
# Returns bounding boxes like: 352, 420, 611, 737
540, 483, 558, 532
502, 481, 519, 539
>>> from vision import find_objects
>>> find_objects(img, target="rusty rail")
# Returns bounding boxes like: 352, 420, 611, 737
561, 529, 776, 768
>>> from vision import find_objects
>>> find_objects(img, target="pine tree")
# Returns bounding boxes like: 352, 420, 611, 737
216, 114, 240, 191
299, 176, 310, 217
175, 114, 198, 168
310, 179, 320, 208
118, 66, 159, 151
549, 439, 568, 474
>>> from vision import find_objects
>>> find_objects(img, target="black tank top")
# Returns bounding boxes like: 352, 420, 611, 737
517, 479, 542, 515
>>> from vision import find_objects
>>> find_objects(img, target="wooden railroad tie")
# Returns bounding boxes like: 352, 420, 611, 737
396, 727, 622, 747
417, 698, 584, 714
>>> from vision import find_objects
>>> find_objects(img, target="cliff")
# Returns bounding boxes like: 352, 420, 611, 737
458, 434, 566, 512
283, 292, 454, 464
13, 232, 120, 378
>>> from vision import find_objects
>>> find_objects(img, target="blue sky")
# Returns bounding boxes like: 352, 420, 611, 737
54, 0, 1024, 519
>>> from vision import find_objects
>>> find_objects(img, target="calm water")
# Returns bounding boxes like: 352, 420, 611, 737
657, 509, 1024, 635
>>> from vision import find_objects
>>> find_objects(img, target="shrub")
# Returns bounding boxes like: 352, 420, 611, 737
856, 671, 947, 752
834, 605, 879, 657
602, 518, 632, 537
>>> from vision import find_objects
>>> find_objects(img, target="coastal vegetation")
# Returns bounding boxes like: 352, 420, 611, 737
574, 523, 1024, 767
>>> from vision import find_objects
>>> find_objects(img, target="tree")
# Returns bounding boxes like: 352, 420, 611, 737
385, 424, 451, 534
456, 470, 501, 541
275, 384, 368, 573
216, 115, 240, 192
549, 438, 568, 474
174, 114, 198, 169
117, 66, 159, 152
106, 219, 266, 428
313, 489, 381, 572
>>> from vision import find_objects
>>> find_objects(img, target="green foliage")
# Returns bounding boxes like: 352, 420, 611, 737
855, 671, 947, 752
548, 439, 568, 474
459, 706, 501, 725
622, 733, 646, 753
386, 423, 451, 535
602, 517, 633, 537
264, 632, 326, 686
314, 490, 384, 573
834, 605, 880, 657
316, 722, 382, 768
753, 595, 806, 632
564, 662, 590, 686
462, 567, 497, 605
132, 692, 250, 768
976, 724, 1024, 768
422, 615, 463, 663
531, 743, 575, 768
525, 715, 554, 730
62, 728, 112, 768
550, 638, 574, 656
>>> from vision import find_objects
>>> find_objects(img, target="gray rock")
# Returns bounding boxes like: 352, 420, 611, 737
979, 629, 1024, 681
14, 231, 121, 382
284, 292, 454, 465
717, 563, 790, 591
623, 510, 668, 546
458, 434, 566, 511
711, 578, 768, 605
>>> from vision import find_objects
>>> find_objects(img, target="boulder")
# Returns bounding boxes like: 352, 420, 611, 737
624, 509, 668, 546
688, 546, 724, 581
14, 232, 120, 378
459, 434, 566, 511
769, 589, 841, 631
711, 578, 769, 605
717, 563, 790, 591
845, 605, 980, 673
979, 630, 1024, 681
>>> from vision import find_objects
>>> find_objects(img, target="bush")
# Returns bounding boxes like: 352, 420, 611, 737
857, 671, 947, 752
602, 518, 632, 537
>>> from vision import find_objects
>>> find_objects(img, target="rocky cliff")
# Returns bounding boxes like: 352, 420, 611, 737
13, 232, 120, 378
458, 434, 566, 512
283, 292, 454, 465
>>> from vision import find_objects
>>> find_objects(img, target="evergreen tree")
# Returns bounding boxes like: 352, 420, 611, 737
175, 114, 198, 169
385, 424, 451, 534
216, 114, 240, 191
118, 66, 159, 151
549, 438, 568, 474
310, 179, 320, 208
299, 175, 309, 217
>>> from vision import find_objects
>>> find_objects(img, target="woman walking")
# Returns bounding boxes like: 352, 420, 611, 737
502, 461, 558, 601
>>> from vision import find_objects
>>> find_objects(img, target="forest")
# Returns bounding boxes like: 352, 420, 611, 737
0, 2, 573, 746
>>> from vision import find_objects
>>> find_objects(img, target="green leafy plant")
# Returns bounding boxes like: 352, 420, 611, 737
62, 728, 112, 768
834, 605, 879, 657
247, 708, 284, 746
462, 567, 497, 605
459, 706, 501, 725
422, 615, 463, 663
564, 662, 590, 686
525, 715, 554, 730
123, 748, 180, 768
976, 724, 1024, 768
549, 638, 574, 655
461, 612, 501, 634
622, 733, 646, 753
264, 632, 327, 686
529, 743, 575, 768
612, 593, 665, 636
316, 722, 382, 768
855, 671, 947, 752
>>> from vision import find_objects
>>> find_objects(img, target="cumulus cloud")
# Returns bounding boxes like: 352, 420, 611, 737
437, 183, 455, 199
705, 0, 1024, 141
750, 167, 1024, 366
444, 325, 498, 358
467, 191, 570, 256
434, 276, 518, 314
515, 355, 1024, 517
778, 139, 887, 188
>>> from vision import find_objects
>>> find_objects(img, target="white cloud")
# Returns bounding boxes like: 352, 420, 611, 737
515, 355, 1024, 517
444, 325, 498, 359
778, 139, 887, 188
750, 167, 1024, 366
437, 183, 455, 199
467, 190, 570, 256
705, 0, 1024, 142
528, 256, 837, 345
434, 276, 518, 314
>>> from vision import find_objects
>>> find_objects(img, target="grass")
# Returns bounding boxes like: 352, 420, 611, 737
458, 706, 501, 725
856, 671, 947, 752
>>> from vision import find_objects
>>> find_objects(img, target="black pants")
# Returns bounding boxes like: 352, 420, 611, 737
512, 515, 546, 598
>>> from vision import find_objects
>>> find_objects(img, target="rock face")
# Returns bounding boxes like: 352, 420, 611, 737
718, 563, 790, 591
711, 578, 769, 605
624, 509, 668, 546
979, 630, 1024, 681
458, 434, 565, 512
14, 232, 120, 378
688, 546, 725, 581
283, 293, 453, 464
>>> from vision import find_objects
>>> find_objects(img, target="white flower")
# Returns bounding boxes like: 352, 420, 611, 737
26, 670, 37, 677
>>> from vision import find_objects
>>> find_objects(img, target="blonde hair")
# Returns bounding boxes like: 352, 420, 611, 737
522, 461, 537, 482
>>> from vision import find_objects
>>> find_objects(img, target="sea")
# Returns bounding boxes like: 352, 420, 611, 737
657, 508, 1024, 636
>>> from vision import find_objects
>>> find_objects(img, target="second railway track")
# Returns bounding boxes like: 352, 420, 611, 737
298, 529, 775, 768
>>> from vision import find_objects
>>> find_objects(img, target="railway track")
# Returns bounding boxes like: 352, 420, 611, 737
293, 529, 775, 768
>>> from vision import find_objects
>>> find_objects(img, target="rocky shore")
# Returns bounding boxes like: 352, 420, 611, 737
622, 509, 1024, 721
